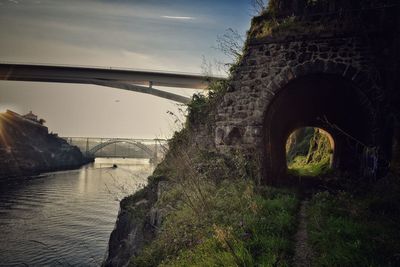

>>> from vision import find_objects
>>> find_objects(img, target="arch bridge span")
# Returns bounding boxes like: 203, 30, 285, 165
63, 137, 168, 163
88, 139, 154, 158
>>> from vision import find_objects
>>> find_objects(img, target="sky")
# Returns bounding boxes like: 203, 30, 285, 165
0, 0, 253, 138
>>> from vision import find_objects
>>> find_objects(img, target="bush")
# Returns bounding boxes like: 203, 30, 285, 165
185, 80, 228, 128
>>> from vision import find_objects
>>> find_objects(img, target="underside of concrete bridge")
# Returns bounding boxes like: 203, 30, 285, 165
0, 63, 223, 103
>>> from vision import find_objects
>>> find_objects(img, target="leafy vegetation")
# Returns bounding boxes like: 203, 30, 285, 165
186, 80, 228, 128
247, 0, 390, 39
247, 0, 328, 39
286, 128, 333, 177
249, 13, 331, 39
307, 174, 400, 266
288, 155, 331, 177
131, 175, 299, 267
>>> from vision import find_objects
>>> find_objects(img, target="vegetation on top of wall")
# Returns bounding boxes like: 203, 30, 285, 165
247, 0, 394, 40
249, 16, 329, 39
247, 0, 330, 40
186, 80, 228, 129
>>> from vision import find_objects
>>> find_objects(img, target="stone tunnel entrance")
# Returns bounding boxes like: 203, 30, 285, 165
263, 74, 378, 183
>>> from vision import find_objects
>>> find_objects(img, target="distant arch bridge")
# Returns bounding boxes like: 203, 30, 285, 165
63, 137, 168, 163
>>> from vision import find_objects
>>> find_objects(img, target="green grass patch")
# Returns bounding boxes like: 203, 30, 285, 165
288, 155, 332, 177
307, 175, 400, 266
130, 179, 299, 267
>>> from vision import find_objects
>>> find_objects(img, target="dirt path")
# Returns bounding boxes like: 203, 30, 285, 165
293, 200, 313, 267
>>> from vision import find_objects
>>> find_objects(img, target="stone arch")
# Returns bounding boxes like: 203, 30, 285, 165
261, 70, 381, 184
261, 61, 383, 114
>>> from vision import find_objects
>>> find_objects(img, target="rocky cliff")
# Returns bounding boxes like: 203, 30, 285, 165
104, 175, 166, 266
0, 110, 91, 179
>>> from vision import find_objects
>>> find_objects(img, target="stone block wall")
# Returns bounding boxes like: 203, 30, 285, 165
215, 35, 382, 149
213, 28, 399, 182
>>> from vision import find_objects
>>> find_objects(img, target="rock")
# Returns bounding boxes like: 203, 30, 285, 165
104, 177, 167, 267
104, 201, 152, 267
0, 110, 91, 179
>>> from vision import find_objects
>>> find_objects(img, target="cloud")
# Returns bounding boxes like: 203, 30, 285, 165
161, 15, 194, 20
0, 0, 251, 137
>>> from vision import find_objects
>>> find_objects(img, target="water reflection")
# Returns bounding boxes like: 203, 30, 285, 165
0, 158, 153, 266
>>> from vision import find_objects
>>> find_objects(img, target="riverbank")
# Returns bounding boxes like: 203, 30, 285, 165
0, 110, 93, 180
0, 162, 92, 186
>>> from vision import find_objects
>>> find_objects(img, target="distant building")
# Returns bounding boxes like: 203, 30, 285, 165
4, 110, 48, 133
23, 111, 38, 122
22, 111, 46, 125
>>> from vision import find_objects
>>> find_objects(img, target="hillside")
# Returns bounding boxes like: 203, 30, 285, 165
0, 110, 91, 179
104, 0, 400, 266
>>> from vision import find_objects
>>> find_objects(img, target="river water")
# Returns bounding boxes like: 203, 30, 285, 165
0, 158, 153, 266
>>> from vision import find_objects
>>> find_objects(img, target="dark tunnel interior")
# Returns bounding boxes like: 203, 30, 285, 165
263, 74, 377, 182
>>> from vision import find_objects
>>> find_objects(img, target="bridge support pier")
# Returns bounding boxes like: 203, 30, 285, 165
85, 138, 89, 155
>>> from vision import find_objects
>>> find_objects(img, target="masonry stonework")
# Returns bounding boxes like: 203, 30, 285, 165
213, 17, 399, 183
216, 36, 380, 145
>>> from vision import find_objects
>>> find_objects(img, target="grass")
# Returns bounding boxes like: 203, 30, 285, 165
307, 174, 400, 266
121, 119, 399, 267
128, 121, 299, 267
288, 155, 331, 177
131, 179, 299, 267
124, 70, 301, 266
247, 0, 385, 40
114, 42, 399, 265
249, 11, 329, 39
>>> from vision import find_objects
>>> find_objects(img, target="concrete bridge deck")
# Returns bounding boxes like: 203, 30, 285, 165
0, 63, 225, 103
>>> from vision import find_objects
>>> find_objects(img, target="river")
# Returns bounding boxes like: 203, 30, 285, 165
0, 158, 154, 266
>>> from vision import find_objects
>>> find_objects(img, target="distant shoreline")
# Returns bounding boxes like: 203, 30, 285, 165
0, 158, 94, 185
